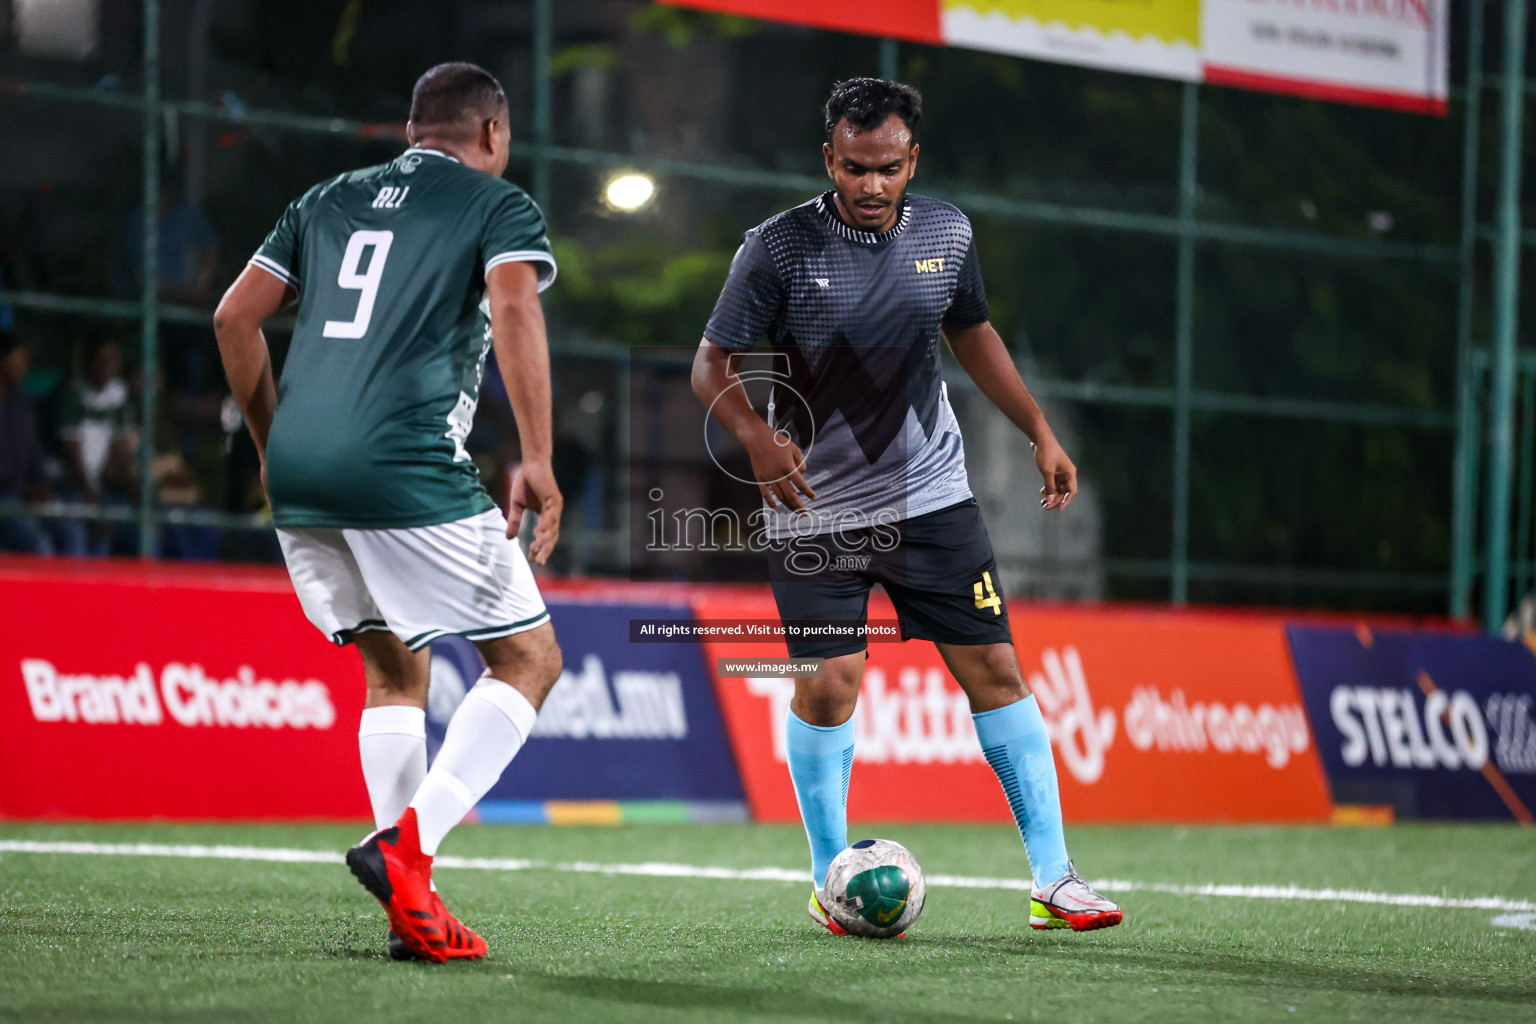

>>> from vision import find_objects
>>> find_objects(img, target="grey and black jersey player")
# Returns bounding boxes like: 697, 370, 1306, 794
693, 79, 1122, 933
214, 63, 564, 963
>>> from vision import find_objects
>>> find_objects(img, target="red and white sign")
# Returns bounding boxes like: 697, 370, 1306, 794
663, 0, 1449, 115
2, 558, 1336, 824
1202, 0, 1449, 115
700, 591, 1334, 823
0, 560, 369, 820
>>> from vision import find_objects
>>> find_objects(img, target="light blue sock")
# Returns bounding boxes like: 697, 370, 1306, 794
784, 709, 855, 889
974, 695, 1071, 887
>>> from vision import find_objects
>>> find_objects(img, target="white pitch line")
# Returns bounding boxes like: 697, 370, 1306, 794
2, 840, 1533, 914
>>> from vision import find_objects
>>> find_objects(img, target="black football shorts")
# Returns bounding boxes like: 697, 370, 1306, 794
765, 498, 1013, 659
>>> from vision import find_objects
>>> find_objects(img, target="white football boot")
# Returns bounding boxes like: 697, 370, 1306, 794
1030, 866, 1123, 932
808, 888, 850, 935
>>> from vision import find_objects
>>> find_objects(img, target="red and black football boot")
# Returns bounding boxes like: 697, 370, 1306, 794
431, 890, 489, 959
386, 896, 486, 960
386, 903, 486, 960
387, 930, 416, 961
346, 808, 448, 963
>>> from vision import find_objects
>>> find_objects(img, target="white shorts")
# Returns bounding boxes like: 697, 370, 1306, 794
276, 508, 548, 652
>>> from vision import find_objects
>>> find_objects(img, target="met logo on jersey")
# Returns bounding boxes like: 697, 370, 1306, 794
371, 186, 410, 210
914, 257, 946, 274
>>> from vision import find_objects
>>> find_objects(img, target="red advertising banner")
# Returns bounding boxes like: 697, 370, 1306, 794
0, 559, 370, 820
662, 0, 943, 45
2, 557, 1334, 825
700, 591, 1334, 823
662, 0, 1448, 116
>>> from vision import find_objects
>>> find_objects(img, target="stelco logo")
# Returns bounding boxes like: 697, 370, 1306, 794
20, 658, 336, 730
1328, 685, 1488, 771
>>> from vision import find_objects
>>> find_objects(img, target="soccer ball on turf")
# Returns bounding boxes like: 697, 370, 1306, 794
823, 838, 926, 938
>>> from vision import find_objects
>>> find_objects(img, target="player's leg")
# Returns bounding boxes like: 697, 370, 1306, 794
882, 499, 1121, 931
274, 527, 449, 958
935, 641, 1070, 883
767, 530, 874, 932
407, 623, 562, 858
936, 641, 1120, 930
350, 631, 435, 962
338, 507, 555, 961
276, 526, 425, 830
354, 631, 430, 831
788, 651, 866, 935
372, 625, 557, 963
787, 651, 864, 887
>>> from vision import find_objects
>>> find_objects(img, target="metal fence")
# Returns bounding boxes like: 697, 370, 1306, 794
0, 0, 1530, 627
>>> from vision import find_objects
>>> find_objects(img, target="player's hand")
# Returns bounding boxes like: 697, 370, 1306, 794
1035, 440, 1077, 511
509, 459, 563, 564
745, 425, 817, 515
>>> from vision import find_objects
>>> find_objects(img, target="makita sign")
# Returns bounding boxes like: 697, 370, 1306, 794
746, 667, 982, 767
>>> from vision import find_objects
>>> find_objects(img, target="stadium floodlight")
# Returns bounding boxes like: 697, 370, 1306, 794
604, 173, 656, 212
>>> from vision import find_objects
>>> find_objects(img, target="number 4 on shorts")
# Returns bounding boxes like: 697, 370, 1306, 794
973, 571, 1002, 615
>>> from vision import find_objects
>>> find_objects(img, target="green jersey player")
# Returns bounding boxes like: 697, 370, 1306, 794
214, 63, 563, 964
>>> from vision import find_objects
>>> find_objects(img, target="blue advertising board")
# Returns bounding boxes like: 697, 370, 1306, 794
1287, 626, 1536, 820
428, 600, 745, 820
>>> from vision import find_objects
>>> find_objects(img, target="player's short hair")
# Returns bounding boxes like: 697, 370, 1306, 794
408, 62, 508, 139
824, 78, 922, 141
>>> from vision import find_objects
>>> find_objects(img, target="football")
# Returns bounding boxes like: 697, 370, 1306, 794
823, 839, 926, 938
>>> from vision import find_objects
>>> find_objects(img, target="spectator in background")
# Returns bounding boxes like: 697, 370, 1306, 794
0, 336, 85, 556
60, 338, 143, 555
60, 337, 135, 507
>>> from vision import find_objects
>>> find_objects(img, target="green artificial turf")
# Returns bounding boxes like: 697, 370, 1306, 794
0, 822, 1532, 1023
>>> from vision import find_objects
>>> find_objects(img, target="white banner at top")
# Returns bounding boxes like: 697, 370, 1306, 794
1201, 0, 1449, 115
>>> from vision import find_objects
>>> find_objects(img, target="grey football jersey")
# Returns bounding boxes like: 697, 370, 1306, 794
704, 192, 988, 538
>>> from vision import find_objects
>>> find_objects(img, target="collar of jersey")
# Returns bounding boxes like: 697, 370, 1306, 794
816, 192, 911, 245
402, 146, 460, 164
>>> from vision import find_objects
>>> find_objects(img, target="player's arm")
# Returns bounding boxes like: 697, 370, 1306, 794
213, 265, 287, 468
691, 340, 816, 513
486, 260, 562, 561
944, 320, 1077, 510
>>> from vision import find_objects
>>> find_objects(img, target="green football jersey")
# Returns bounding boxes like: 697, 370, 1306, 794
250, 147, 555, 529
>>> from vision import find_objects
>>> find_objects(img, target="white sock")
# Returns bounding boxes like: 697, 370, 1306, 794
358, 705, 428, 830
409, 681, 537, 856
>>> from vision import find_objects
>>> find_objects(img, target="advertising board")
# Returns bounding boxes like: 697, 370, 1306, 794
664, 0, 1449, 114
429, 600, 745, 813
0, 562, 749, 822
700, 591, 1333, 823
1201, 0, 1448, 115
2, 562, 369, 820
1288, 625, 1536, 821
